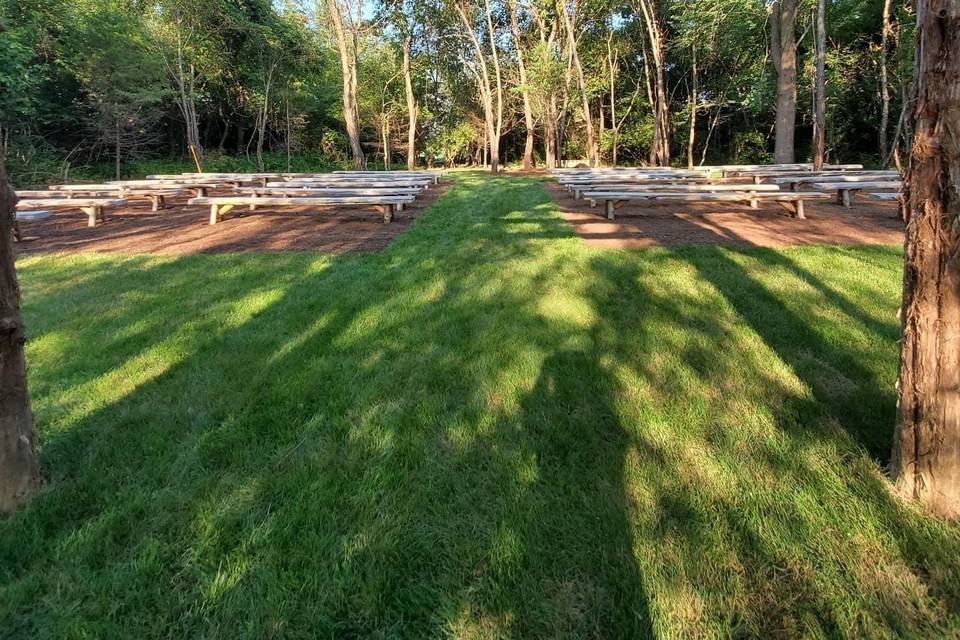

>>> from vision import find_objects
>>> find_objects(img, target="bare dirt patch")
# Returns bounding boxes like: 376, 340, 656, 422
545, 182, 904, 249
14, 183, 451, 255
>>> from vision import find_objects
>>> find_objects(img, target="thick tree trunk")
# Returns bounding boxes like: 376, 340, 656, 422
771, 0, 798, 164
879, 0, 894, 166
327, 0, 366, 169
0, 155, 42, 513
890, 0, 960, 519
403, 36, 417, 171
812, 0, 827, 170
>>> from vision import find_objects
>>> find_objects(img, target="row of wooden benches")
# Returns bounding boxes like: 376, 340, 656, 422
14, 171, 443, 227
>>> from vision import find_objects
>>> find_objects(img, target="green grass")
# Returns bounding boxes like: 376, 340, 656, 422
2, 173, 958, 638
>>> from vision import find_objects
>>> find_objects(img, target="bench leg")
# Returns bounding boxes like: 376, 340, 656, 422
151, 196, 160, 212
196, 187, 207, 198
210, 204, 220, 225
250, 193, 258, 211
749, 193, 759, 209
842, 190, 852, 208
589, 199, 597, 208
80, 206, 104, 227
794, 200, 806, 220
605, 200, 615, 220
382, 204, 394, 224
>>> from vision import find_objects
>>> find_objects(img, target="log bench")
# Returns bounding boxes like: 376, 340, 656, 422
188, 195, 416, 225
767, 172, 900, 191
588, 191, 832, 220
16, 198, 128, 227
809, 181, 902, 208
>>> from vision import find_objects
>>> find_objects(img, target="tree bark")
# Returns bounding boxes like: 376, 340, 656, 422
636, 0, 670, 166
327, 0, 366, 169
0, 154, 42, 513
890, 0, 960, 519
561, 0, 598, 167
255, 62, 275, 173
403, 35, 417, 171
687, 47, 697, 170
509, 0, 535, 170
456, 1, 502, 173
879, 0, 894, 166
812, 0, 827, 170
771, 0, 798, 164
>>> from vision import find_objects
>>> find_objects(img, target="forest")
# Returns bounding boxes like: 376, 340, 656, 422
1, 0, 912, 184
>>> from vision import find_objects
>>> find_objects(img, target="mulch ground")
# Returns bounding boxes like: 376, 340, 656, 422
14, 183, 451, 256
544, 181, 905, 249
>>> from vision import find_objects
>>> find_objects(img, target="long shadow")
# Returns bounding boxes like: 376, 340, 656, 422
0, 173, 658, 637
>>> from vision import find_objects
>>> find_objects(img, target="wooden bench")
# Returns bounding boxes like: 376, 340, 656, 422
269, 178, 433, 189
589, 191, 831, 220
766, 172, 900, 191
236, 186, 423, 197
46, 185, 187, 210
809, 181, 902, 208
188, 195, 416, 225
578, 183, 780, 202
16, 198, 128, 227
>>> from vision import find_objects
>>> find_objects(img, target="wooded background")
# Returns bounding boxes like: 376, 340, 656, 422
1, 0, 913, 183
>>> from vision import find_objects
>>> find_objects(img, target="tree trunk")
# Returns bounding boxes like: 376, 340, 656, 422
456, 1, 501, 173
561, 2, 598, 167
286, 97, 292, 172
484, 0, 504, 173
879, 0, 894, 167
327, 0, 366, 169
0, 155, 42, 513
403, 36, 417, 171
255, 63, 275, 173
890, 0, 960, 519
771, 0, 798, 164
687, 48, 697, 170
636, 0, 670, 166
508, 0, 535, 170
115, 120, 121, 180
812, 0, 827, 170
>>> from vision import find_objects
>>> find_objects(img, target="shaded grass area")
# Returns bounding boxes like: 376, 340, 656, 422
1, 173, 958, 638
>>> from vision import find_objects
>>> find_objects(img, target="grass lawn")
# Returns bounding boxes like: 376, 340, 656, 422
2, 173, 959, 638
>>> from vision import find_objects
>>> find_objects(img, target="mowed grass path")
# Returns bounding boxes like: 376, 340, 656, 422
2, 173, 959, 638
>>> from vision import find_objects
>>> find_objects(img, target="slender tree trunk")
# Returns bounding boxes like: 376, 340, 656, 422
812, 0, 827, 170
403, 35, 417, 171
456, 2, 501, 173
484, 0, 504, 173
879, 0, 894, 167
115, 120, 121, 180
509, 0, 535, 170
687, 48, 697, 170
636, 0, 670, 166
255, 62, 275, 173
286, 97, 292, 172
890, 0, 960, 519
608, 33, 619, 167
771, 0, 799, 164
561, 2, 598, 167
327, 0, 366, 169
0, 154, 42, 513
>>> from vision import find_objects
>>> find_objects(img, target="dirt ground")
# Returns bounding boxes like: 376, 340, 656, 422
544, 181, 904, 249
14, 183, 451, 255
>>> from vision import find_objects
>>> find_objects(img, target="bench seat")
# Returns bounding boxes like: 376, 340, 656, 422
809, 181, 902, 208
236, 187, 423, 197
188, 195, 416, 224
589, 191, 831, 220
16, 198, 128, 226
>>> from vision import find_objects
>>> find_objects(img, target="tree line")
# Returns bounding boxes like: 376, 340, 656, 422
1, 0, 915, 180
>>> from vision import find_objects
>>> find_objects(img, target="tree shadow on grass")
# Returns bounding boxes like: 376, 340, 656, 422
0, 173, 659, 638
